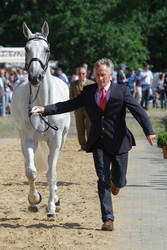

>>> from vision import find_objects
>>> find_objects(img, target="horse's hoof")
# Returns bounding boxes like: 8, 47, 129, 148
28, 205, 38, 213
47, 213, 56, 218
28, 192, 42, 205
47, 213, 58, 221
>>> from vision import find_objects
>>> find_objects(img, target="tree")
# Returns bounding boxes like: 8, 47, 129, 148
0, 0, 167, 73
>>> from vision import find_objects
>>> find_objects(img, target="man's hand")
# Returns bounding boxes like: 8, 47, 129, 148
146, 134, 156, 146
31, 106, 45, 115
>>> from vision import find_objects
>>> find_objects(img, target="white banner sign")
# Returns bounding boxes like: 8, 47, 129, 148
0, 47, 25, 63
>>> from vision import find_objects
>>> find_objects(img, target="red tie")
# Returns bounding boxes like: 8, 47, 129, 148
100, 88, 106, 112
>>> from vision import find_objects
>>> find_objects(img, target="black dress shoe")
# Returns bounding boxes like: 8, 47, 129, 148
102, 219, 114, 231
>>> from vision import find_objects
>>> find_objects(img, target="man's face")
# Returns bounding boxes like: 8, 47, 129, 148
56, 70, 62, 76
78, 69, 87, 81
144, 64, 149, 71
95, 65, 112, 88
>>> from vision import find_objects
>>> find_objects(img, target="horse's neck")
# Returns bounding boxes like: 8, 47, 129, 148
31, 69, 51, 106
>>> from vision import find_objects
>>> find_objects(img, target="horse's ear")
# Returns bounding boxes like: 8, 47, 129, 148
41, 21, 49, 37
23, 22, 33, 39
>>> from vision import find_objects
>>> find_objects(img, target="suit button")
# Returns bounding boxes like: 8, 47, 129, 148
101, 116, 104, 119
102, 128, 104, 130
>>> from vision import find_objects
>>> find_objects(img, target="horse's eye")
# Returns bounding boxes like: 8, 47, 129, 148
46, 48, 50, 53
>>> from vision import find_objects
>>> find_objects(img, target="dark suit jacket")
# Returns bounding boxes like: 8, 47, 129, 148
43, 83, 154, 154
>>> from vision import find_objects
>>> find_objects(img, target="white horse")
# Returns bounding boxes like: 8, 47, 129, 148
11, 22, 70, 217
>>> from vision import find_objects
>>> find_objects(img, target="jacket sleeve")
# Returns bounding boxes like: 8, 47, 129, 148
124, 86, 155, 136
43, 89, 85, 116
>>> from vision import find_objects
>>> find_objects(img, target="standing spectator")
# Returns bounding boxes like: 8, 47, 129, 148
163, 73, 167, 109
82, 63, 91, 79
71, 67, 79, 82
50, 67, 55, 76
70, 66, 94, 151
126, 68, 136, 96
17, 68, 24, 79
112, 65, 117, 84
82, 63, 88, 72
135, 68, 142, 104
55, 67, 69, 87
156, 73, 165, 109
4, 70, 13, 109
117, 64, 128, 85
0, 69, 6, 116
0, 69, 12, 114
9, 67, 18, 87
140, 63, 153, 110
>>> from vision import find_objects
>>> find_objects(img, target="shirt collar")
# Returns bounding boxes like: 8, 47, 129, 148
98, 81, 111, 91
80, 78, 86, 83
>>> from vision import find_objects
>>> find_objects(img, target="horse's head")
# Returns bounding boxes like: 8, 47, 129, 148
23, 22, 50, 87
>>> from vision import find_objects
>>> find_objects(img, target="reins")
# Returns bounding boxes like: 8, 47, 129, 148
28, 84, 58, 133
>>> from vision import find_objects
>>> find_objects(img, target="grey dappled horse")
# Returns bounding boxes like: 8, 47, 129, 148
11, 22, 70, 217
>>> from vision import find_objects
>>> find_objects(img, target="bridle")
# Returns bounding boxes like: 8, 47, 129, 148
27, 36, 58, 132
25, 36, 50, 73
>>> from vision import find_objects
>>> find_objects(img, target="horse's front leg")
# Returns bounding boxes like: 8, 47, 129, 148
21, 138, 42, 212
46, 139, 61, 217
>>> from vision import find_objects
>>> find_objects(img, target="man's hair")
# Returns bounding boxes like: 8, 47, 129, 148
93, 58, 114, 75
78, 66, 87, 72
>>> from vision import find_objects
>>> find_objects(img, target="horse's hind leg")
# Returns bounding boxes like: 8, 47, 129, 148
21, 138, 42, 212
46, 139, 61, 217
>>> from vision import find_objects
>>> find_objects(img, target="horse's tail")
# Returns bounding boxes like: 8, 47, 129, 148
35, 141, 49, 173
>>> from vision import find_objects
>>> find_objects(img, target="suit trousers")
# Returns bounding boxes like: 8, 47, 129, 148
92, 139, 128, 222
141, 85, 150, 109
74, 108, 91, 149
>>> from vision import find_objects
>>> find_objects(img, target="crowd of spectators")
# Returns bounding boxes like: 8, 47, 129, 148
0, 67, 27, 116
1, 62, 167, 117
69, 62, 167, 111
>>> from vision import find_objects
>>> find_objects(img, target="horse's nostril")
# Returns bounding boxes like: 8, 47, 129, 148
39, 75, 43, 80
33, 77, 37, 82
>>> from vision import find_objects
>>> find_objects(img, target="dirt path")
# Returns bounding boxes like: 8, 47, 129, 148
0, 138, 114, 250
0, 136, 167, 250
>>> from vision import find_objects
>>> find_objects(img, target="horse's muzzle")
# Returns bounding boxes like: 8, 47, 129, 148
28, 75, 43, 87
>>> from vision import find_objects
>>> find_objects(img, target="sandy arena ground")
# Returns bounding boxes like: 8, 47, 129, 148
1, 136, 167, 250
0, 137, 128, 250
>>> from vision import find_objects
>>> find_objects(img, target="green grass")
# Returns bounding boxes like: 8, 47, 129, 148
0, 107, 167, 139
126, 107, 167, 139
0, 115, 18, 138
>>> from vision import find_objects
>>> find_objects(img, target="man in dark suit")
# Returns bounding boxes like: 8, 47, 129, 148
32, 58, 156, 231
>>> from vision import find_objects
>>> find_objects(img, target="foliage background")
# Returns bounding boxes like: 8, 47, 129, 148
0, 0, 167, 74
